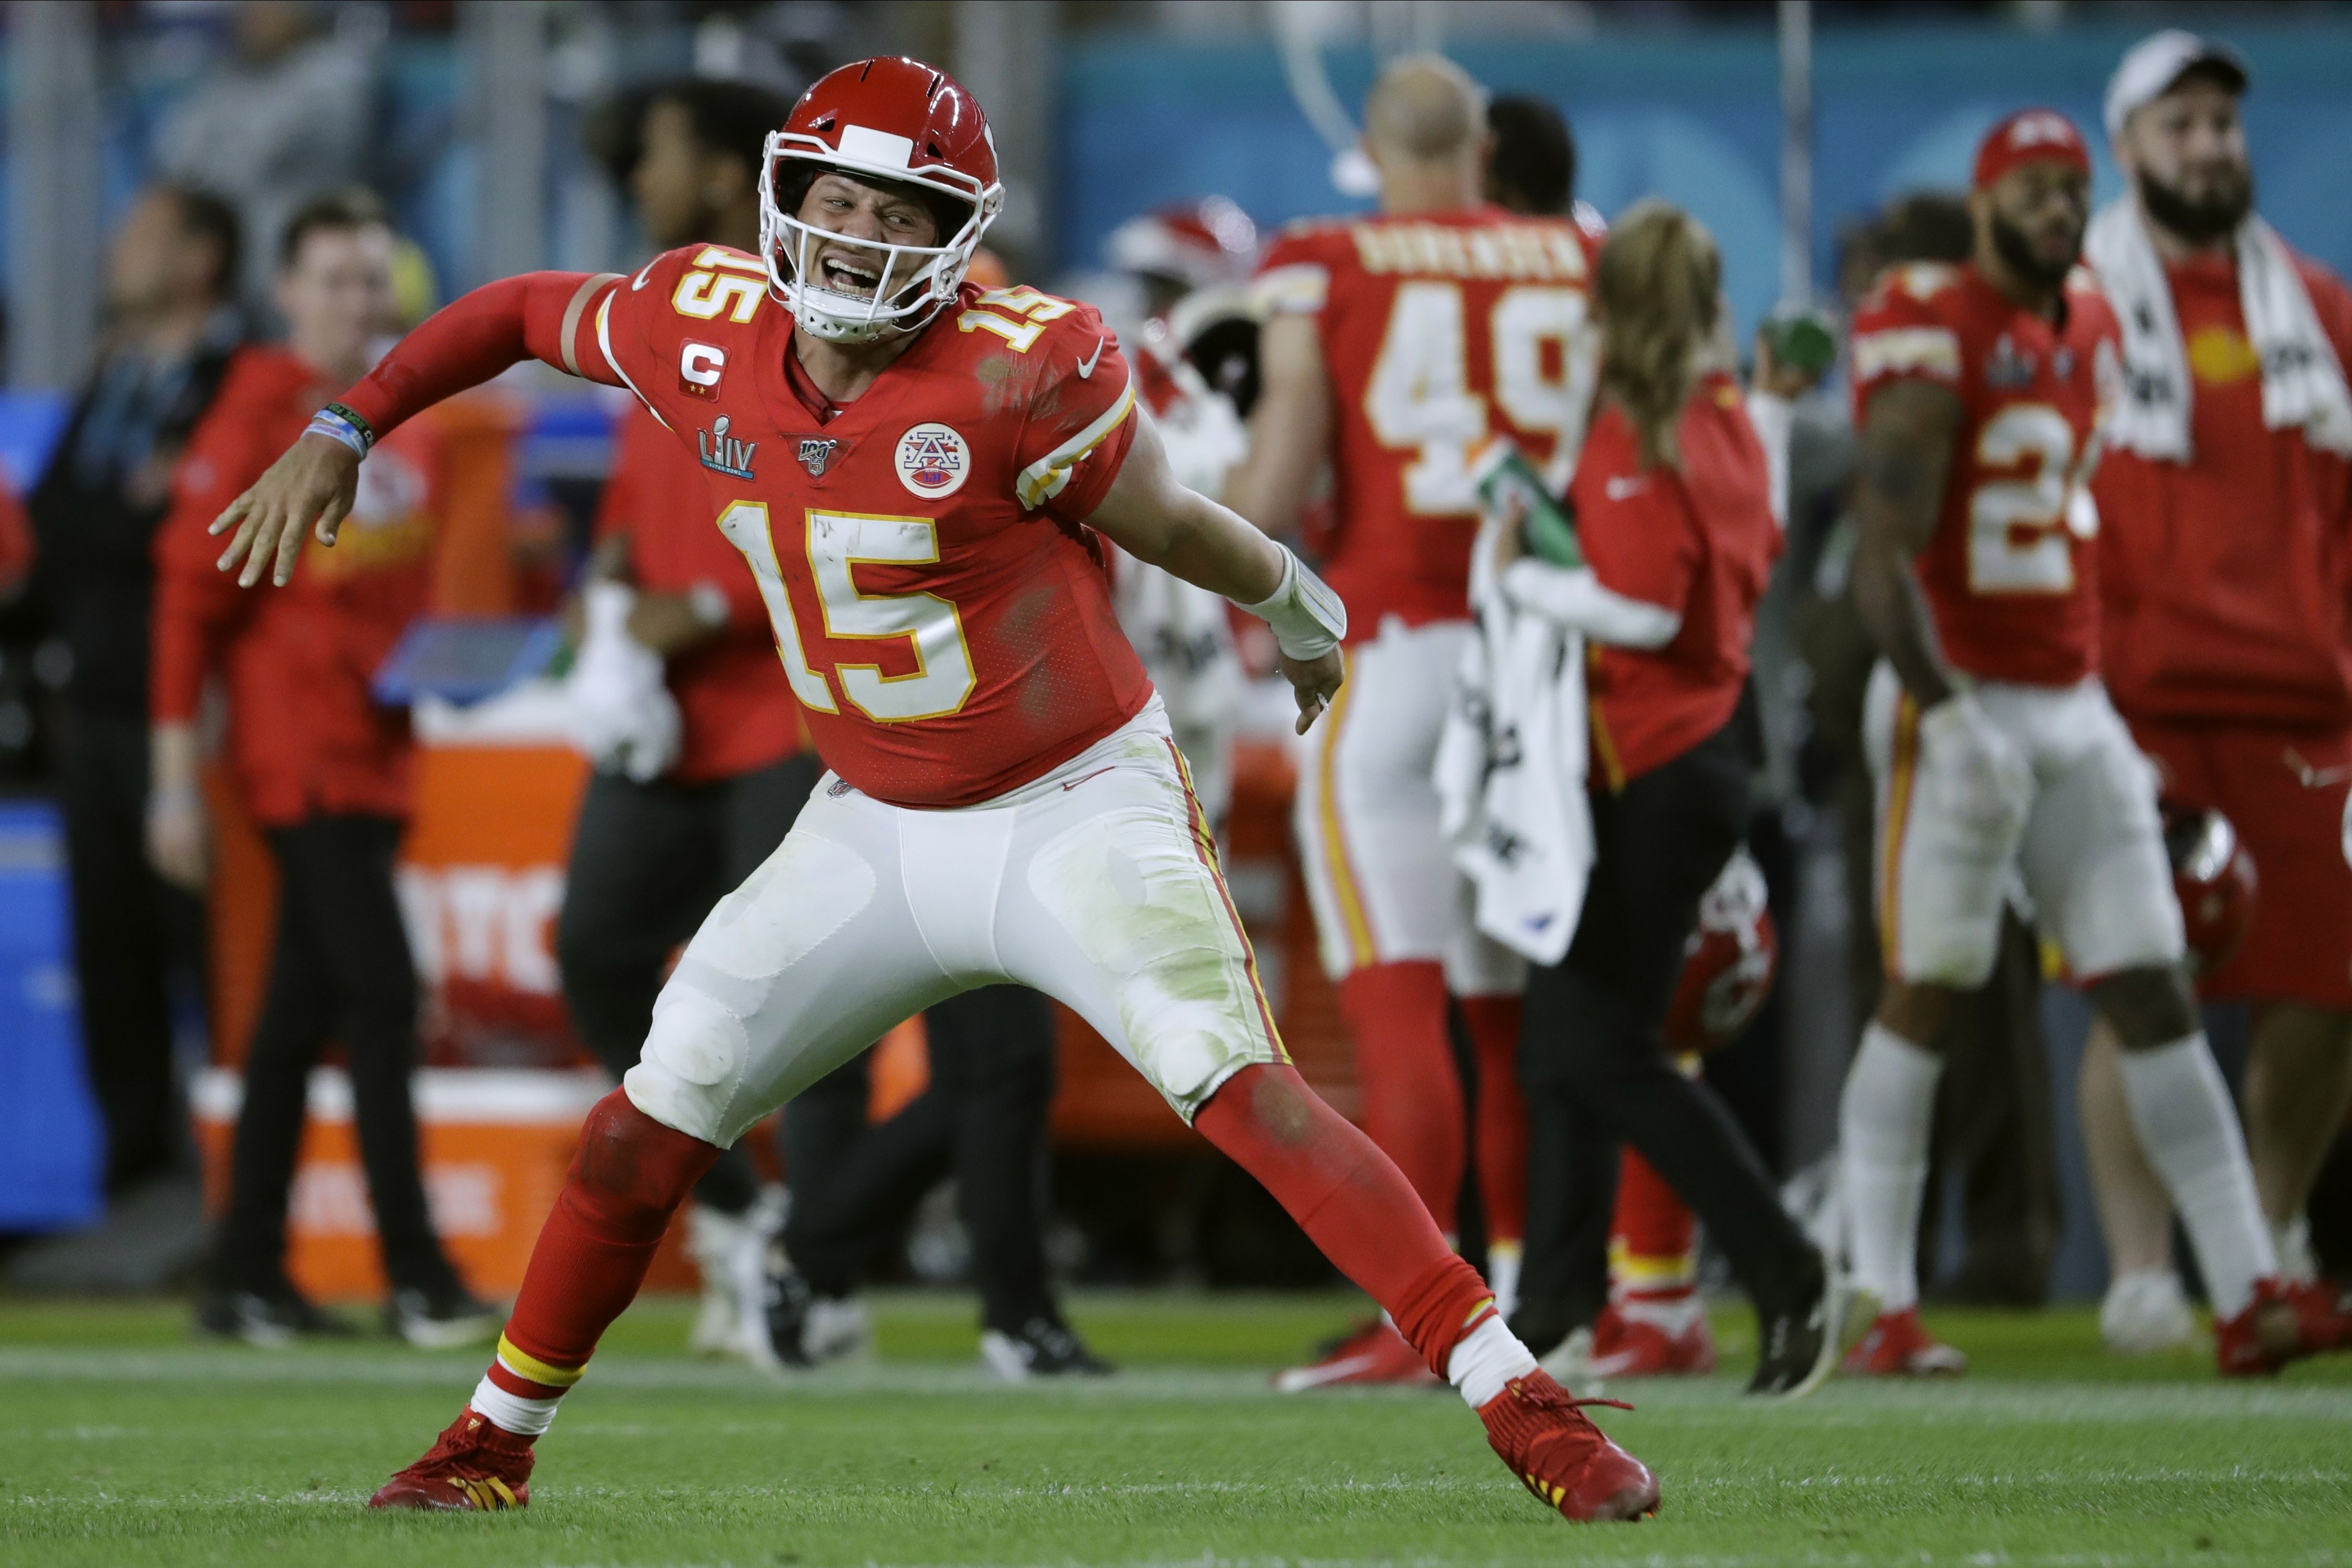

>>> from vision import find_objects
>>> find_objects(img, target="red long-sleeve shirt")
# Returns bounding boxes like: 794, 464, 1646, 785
151, 345, 439, 826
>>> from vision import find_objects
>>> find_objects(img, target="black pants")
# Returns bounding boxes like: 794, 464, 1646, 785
214, 814, 454, 1294
783, 984, 1059, 1334
58, 712, 206, 1193
555, 751, 823, 1215
1512, 720, 1818, 1353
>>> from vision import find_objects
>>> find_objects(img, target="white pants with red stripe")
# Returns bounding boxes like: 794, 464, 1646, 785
1291, 618, 1525, 994
1864, 662, 2181, 988
623, 697, 1283, 1147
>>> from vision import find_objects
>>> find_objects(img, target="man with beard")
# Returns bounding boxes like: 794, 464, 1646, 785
2079, 33, 2352, 1350
1835, 109, 2343, 1378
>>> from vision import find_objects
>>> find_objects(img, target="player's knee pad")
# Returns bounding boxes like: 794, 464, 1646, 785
623, 984, 753, 1147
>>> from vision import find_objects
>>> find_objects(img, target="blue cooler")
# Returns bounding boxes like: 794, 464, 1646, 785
0, 801, 102, 1231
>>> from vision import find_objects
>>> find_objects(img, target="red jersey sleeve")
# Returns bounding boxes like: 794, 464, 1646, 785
151, 351, 275, 721
1848, 262, 1969, 419
1573, 409, 1700, 614
1007, 298, 1140, 525
1250, 223, 1343, 320
2297, 256, 2352, 405
341, 270, 625, 438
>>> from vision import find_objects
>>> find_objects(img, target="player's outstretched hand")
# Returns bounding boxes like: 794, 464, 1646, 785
210, 432, 362, 587
1280, 647, 1344, 734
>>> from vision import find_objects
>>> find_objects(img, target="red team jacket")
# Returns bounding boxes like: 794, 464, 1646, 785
1254, 207, 1602, 636
341, 247, 1148, 810
594, 400, 805, 782
152, 346, 439, 826
1576, 374, 1782, 786
2093, 249, 2352, 730
1848, 261, 2120, 689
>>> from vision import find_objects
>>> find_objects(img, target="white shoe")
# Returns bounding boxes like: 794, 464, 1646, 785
684, 1205, 751, 1357
2101, 1268, 2196, 1355
1537, 1325, 1604, 1399
804, 1294, 873, 1364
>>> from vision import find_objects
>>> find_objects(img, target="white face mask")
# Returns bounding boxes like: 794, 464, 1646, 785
757, 129, 1003, 344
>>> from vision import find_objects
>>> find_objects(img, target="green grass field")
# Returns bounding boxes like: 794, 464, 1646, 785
2, 1290, 2348, 1567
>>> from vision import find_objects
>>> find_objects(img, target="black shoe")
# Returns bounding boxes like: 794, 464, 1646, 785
980, 1315, 1114, 1380
747, 1254, 814, 1372
1746, 1250, 1845, 1400
196, 1284, 353, 1347
384, 1279, 501, 1350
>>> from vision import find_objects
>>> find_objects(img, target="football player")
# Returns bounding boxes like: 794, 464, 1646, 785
1837, 109, 2326, 1377
1226, 56, 1600, 1384
2081, 31, 2352, 1350
211, 57, 1657, 1523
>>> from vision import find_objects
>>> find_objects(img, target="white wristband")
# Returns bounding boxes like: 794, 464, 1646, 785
1240, 544, 1346, 660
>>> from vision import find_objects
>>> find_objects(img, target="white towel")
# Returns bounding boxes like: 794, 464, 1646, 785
2087, 199, 2352, 460
1433, 519, 1594, 965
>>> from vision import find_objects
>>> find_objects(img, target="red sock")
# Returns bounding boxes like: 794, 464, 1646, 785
1195, 1063, 1493, 1376
1609, 1146, 1697, 1303
483, 1091, 720, 1409
1337, 961, 1464, 1234
1460, 994, 1526, 1246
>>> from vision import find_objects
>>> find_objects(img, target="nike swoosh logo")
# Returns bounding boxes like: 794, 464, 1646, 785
1605, 476, 1647, 500
1076, 336, 1107, 379
633, 261, 657, 291
1062, 766, 1117, 792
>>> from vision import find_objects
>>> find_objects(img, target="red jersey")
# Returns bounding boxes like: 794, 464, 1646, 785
1849, 261, 2119, 687
1578, 374, 1781, 785
152, 346, 438, 825
1254, 208, 1602, 636
571, 247, 1146, 808
2093, 248, 2352, 729
594, 400, 806, 782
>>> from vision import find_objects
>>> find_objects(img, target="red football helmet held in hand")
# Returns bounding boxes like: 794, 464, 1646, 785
1663, 848, 1777, 1055
2163, 801, 2258, 975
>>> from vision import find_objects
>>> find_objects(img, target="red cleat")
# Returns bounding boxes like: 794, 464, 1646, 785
367, 1408, 535, 1511
1841, 1307, 1966, 1377
1272, 1317, 1441, 1392
2216, 1277, 2347, 1376
1478, 1369, 1659, 1522
1590, 1302, 1716, 1378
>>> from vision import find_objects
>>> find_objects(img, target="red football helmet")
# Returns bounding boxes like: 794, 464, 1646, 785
1662, 848, 1778, 1055
758, 57, 1005, 342
1106, 197, 1259, 292
2163, 801, 2258, 975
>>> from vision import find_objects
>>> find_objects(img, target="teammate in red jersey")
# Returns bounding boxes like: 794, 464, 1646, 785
1837, 108, 2329, 1378
1228, 57, 1602, 1385
2076, 32, 2352, 1350
206, 57, 1656, 1524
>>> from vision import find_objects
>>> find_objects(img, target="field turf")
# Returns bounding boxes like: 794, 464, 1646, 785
1, 1290, 2347, 1566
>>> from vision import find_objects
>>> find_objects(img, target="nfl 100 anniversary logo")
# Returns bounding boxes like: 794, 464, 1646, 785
896, 423, 970, 499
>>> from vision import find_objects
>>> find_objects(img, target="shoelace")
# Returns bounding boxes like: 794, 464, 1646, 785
1505, 1377, 1635, 1418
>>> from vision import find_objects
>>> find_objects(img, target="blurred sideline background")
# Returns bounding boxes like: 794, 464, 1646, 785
2, 0, 2348, 1313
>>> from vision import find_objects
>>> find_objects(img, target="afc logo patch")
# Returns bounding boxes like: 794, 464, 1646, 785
895, 422, 970, 499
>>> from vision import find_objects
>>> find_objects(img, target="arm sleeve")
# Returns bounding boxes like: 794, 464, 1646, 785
1251, 227, 1334, 318
1848, 273, 1964, 420
150, 383, 265, 722
340, 271, 624, 438
1014, 308, 1142, 524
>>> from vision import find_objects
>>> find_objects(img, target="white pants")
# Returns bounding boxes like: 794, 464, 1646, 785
1292, 618, 1524, 994
624, 699, 1284, 1147
1864, 663, 2182, 988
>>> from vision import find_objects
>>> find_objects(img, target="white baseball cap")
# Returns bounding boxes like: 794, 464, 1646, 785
2105, 30, 2249, 137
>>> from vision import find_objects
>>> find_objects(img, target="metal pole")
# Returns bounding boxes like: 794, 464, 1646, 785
464, 0, 548, 287
954, 0, 1052, 279
1778, 0, 1814, 307
8, 1, 102, 389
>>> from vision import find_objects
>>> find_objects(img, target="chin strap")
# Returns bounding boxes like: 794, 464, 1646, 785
1240, 543, 1347, 661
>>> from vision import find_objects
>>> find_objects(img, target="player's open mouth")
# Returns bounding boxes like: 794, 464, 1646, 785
816, 252, 885, 298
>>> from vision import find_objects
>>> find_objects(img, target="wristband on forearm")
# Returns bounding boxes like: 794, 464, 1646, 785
1239, 543, 1347, 660
303, 402, 376, 459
